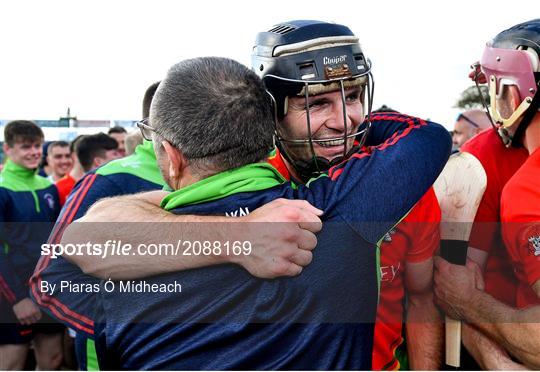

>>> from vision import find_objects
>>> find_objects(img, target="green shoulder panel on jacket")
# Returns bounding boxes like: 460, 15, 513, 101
95, 141, 165, 186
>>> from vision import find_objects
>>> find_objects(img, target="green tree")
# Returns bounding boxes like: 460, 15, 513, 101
455, 85, 490, 110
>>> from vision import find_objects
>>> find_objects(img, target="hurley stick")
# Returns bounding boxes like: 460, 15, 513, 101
433, 152, 487, 367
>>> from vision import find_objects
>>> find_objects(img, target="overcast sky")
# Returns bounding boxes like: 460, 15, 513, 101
0, 0, 537, 129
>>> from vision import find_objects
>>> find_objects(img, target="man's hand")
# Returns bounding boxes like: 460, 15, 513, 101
230, 198, 323, 278
13, 298, 42, 325
433, 257, 484, 319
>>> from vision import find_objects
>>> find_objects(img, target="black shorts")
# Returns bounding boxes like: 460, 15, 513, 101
0, 298, 65, 345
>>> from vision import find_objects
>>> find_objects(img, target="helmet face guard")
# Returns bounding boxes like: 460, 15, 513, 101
481, 46, 538, 144
268, 73, 373, 181
252, 21, 374, 180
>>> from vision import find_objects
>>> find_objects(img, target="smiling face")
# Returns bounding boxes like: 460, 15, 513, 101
4, 140, 43, 170
48, 145, 73, 178
278, 86, 364, 177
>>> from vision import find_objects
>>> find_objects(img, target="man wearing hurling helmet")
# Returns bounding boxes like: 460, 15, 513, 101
435, 19, 540, 370
254, 20, 444, 370
38, 20, 449, 370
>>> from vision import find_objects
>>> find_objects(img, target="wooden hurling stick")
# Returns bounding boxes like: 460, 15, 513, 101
433, 152, 487, 367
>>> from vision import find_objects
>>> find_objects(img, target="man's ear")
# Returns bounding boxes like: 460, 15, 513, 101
93, 156, 106, 169
161, 140, 186, 180
3, 143, 10, 157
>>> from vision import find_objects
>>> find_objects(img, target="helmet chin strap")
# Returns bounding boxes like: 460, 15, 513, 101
276, 140, 360, 182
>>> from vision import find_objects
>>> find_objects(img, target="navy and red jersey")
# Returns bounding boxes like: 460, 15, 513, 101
461, 129, 528, 306
30, 141, 164, 368
501, 147, 540, 308
53, 113, 451, 370
269, 133, 442, 371
0, 160, 60, 306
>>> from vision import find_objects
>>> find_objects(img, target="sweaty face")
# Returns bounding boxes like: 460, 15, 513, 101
279, 87, 364, 165
452, 119, 477, 149
5, 140, 43, 170
48, 146, 73, 177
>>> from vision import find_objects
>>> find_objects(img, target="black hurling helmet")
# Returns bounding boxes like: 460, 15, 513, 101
475, 18, 540, 147
252, 20, 374, 180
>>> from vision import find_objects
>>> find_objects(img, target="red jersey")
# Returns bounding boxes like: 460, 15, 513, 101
267, 148, 440, 371
55, 174, 77, 206
461, 129, 528, 305
372, 188, 440, 370
501, 148, 540, 308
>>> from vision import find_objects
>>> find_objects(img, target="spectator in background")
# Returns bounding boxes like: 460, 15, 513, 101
452, 108, 492, 150
123, 81, 160, 156
124, 130, 143, 156
37, 141, 51, 177
76, 133, 121, 173
55, 135, 86, 206
108, 126, 127, 157
0, 120, 62, 370
46, 141, 73, 182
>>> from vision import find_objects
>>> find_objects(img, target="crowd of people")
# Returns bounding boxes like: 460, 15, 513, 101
0, 17, 539, 371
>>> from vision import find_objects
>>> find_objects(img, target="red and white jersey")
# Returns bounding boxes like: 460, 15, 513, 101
501, 148, 540, 308
461, 129, 528, 306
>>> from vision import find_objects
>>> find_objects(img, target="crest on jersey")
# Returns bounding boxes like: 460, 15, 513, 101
44, 193, 55, 210
528, 235, 540, 257
382, 228, 397, 243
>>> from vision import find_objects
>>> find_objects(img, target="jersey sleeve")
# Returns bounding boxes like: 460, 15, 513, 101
29, 173, 123, 337
510, 224, 540, 287
47, 173, 122, 245
30, 255, 98, 337
303, 113, 451, 245
397, 187, 441, 263
501, 150, 540, 287
0, 188, 28, 304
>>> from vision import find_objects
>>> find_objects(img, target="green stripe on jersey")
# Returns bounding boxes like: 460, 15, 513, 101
86, 338, 100, 371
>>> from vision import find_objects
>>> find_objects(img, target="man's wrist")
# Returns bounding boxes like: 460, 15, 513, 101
213, 222, 239, 265
463, 288, 488, 323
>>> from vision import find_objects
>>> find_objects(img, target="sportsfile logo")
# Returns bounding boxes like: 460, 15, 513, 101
323, 55, 347, 65
528, 235, 540, 257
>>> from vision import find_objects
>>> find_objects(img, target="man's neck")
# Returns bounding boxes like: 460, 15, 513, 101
523, 115, 540, 154
282, 158, 304, 185
51, 172, 63, 182
174, 171, 201, 190
69, 163, 85, 182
